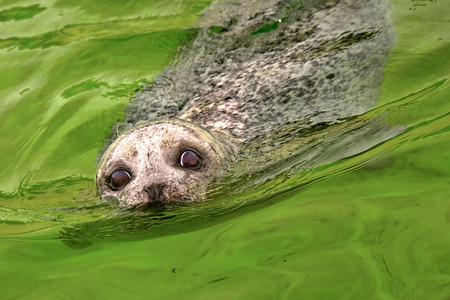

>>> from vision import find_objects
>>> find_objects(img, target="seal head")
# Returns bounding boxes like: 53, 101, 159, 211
96, 121, 237, 208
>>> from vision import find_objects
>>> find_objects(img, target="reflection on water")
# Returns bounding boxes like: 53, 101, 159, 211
0, 4, 46, 22
0, 0, 449, 299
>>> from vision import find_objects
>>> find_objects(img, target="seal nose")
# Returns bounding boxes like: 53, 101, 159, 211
144, 183, 165, 203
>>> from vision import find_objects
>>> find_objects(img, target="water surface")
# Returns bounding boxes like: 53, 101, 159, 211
0, 0, 449, 299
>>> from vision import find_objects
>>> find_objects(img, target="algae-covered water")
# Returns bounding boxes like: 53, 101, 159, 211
0, 0, 449, 299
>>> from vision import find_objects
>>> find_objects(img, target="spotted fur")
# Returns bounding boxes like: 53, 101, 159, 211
121, 0, 394, 141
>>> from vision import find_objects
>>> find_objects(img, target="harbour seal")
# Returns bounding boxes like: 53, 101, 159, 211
96, 0, 395, 208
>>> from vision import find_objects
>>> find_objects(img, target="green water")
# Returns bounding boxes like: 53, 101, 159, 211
0, 0, 449, 299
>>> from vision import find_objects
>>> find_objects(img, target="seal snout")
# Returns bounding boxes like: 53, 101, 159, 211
144, 183, 166, 203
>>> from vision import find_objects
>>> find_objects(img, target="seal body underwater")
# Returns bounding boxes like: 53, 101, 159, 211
96, 0, 395, 208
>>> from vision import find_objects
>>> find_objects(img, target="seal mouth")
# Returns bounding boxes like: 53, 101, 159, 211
143, 201, 166, 211
130, 201, 166, 212
132, 197, 193, 211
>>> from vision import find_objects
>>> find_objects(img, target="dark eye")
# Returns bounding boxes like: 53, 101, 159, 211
179, 150, 201, 169
109, 170, 132, 190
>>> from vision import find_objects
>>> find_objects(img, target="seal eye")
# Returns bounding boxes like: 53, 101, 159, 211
180, 150, 201, 169
109, 170, 131, 190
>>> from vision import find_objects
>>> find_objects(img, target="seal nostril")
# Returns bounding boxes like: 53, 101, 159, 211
144, 184, 166, 203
